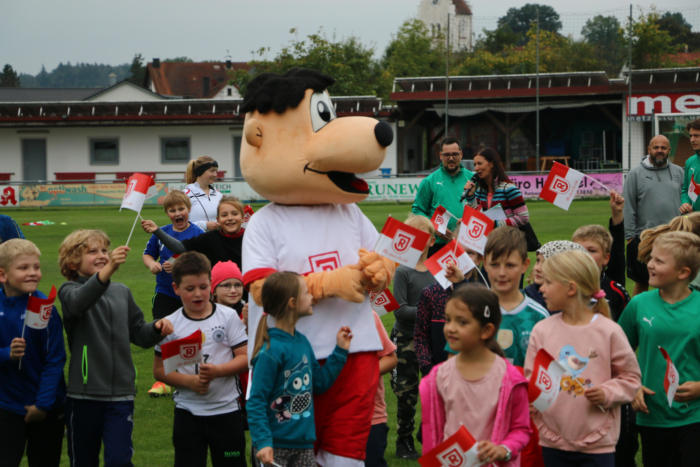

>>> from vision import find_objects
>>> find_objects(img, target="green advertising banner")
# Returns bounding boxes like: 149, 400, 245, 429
6, 183, 169, 208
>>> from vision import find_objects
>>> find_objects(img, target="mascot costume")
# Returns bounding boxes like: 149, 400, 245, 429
240, 68, 395, 465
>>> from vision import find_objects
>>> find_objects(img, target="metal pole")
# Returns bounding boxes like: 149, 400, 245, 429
445, 13, 450, 136
627, 4, 633, 170
536, 7, 540, 171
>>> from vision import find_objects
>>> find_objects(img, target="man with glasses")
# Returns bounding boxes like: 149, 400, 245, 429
411, 137, 474, 254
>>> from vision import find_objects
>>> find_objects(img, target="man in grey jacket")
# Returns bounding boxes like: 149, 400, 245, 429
623, 134, 684, 295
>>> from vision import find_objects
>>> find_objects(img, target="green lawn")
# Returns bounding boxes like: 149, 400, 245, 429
9, 199, 622, 466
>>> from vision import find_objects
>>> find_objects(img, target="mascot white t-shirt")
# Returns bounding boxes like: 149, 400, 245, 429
243, 203, 382, 361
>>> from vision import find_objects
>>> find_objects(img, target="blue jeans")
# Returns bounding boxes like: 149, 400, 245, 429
541, 447, 615, 467
66, 398, 134, 467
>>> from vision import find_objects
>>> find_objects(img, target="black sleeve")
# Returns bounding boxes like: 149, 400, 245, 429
607, 218, 626, 285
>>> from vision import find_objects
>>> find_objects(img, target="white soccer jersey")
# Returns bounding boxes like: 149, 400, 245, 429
156, 304, 247, 416
243, 203, 382, 361
184, 182, 222, 231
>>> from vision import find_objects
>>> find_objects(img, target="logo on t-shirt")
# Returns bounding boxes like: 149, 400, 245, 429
308, 252, 341, 272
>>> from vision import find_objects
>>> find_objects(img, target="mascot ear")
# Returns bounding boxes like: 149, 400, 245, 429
245, 118, 263, 148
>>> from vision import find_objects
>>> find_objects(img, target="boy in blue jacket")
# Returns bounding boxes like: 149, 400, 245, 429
0, 239, 66, 467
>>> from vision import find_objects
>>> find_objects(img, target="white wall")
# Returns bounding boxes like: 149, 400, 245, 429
417, 0, 472, 52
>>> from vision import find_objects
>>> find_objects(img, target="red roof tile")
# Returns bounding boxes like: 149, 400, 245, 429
452, 0, 471, 15
147, 61, 250, 98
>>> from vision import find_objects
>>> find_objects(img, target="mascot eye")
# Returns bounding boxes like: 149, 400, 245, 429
309, 92, 336, 132
303, 373, 310, 385
293, 377, 302, 390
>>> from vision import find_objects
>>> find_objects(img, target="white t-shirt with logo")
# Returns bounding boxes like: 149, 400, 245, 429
156, 304, 247, 416
243, 203, 382, 360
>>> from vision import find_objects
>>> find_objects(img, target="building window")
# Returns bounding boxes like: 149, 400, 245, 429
90, 138, 119, 165
161, 137, 190, 163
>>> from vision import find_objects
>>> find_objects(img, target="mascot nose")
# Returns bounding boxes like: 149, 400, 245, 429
374, 121, 393, 148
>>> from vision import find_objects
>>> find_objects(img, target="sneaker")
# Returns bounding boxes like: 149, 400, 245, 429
396, 436, 420, 460
148, 381, 172, 397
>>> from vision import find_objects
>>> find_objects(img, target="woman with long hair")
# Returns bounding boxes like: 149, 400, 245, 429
184, 156, 222, 231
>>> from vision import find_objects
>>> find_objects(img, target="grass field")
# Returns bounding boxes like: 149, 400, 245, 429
8, 199, 624, 466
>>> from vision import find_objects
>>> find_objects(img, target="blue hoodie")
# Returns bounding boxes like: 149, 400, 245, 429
0, 286, 66, 414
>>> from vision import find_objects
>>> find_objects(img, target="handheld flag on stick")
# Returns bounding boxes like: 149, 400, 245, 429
658, 346, 679, 408
419, 425, 479, 467
425, 240, 476, 289
374, 217, 431, 269
539, 162, 585, 210
121, 173, 156, 247
688, 174, 699, 203
528, 348, 567, 412
369, 289, 400, 316
161, 329, 203, 374
430, 206, 449, 235
24, 285, 57, 331
241, 205, 255, 230
457, 206, 494, 255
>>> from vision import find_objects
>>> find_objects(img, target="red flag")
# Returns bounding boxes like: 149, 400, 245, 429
419, 425, 479, 467
24, 285, 57, 330
457, 206, 494, 255
242, 205, 255, 229
161, 329, 203, 374
528, 348, 566, 412
539, 162, 584, 210
430, 206, 449, 235
688, 174, 699, 203
120, 173, 156, 212
425, 241, 476, 289
369, 289, 400, 316
374, 217, 431, 268
658, 346, 679, 408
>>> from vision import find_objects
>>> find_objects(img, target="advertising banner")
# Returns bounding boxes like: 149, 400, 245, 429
10, 183, 169, 208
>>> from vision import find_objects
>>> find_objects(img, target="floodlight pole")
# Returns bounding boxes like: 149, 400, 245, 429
445, 13, 450, 137
536, 7, 541, 172
627, 4, 633, 170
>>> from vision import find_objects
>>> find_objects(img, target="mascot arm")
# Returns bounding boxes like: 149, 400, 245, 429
357, 248, 397, 292
248, 278, 265, 307
305, 266, 365, 303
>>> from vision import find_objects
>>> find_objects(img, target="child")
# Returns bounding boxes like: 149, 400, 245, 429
142, 195, 245, 268
154, 252, 249, 467
58, 229, 173, 467
420, 283, 531, 465
414, 249, 482, 376
211, 260, 247, 319
484, 226, 549, 367
619, 231, 700, 467
525, 250, 641, 466
246, 271, 352, 467
142, 190, 204, 320
524, 241, 587, 309
0, 239, 66, 467
366, 311, 398, 467
391, 214, 435, 459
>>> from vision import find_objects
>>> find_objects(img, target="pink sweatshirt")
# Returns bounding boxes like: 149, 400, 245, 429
420, 357, 531, 467
524, 313, 641, 454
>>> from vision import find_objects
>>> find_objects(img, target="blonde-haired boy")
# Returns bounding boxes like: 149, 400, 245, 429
619, 231, 700, 467
0, 239, 66, 466
58, 229, 173, 467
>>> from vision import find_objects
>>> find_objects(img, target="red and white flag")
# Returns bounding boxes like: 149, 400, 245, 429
24, 285, 57, 330
242, 205, 255, 229
528, 348, 567, 412
374, 217, 431, 268
457, 206, 494, 255
658, 346, 679, 408
539, 162, 584, 210
419, 425, 479, 467
161, 329, 203, 374
120, 173, 156, 212
688, 174, 699, 203
431, 206, 449, 235
369, 289, 400, 316
425, 241, 476, 289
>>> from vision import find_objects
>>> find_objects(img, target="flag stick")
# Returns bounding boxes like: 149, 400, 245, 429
476, 267, 490, 288
125, 211, 141, 247
18, 309, 27, 370
582, 174, 612, 193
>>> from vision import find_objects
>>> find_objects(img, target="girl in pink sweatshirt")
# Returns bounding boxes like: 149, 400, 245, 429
420, 284, 531, 466
525, 250, 640, 467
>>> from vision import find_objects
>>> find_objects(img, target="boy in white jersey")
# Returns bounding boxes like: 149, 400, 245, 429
154, 251, 248, 467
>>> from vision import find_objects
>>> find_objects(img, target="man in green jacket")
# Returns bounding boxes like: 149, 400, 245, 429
411, 137, 474, 254
680, 119, 700, 214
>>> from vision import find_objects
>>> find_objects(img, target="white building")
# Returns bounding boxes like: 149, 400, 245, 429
417, 0, 473, 52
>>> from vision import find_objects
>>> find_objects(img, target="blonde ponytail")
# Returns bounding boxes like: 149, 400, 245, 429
252, 314, 270, 359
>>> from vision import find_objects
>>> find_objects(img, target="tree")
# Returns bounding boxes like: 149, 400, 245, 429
581, 15, 625, 74
477, 24, 520, 53
657, 12, 692, 47
498, 4, 562, 41
0, 64, 20, 87
128, 54, 146, 86
626, 11, 676, 68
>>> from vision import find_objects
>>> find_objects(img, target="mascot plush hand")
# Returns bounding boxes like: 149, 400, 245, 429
240, 68, 394, 465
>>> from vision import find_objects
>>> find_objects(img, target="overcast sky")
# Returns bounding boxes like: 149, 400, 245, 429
3, 0, 700, 75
